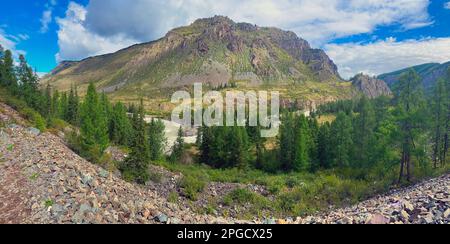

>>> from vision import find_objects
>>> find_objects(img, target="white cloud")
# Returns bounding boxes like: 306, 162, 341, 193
40, 0, 58, 33
325, 37, 450, 79
445, 2, 450, 9
56, 0, 433, 62
55, 2, 138, 62
40, 10, 53, 33
0, 28, 27, 58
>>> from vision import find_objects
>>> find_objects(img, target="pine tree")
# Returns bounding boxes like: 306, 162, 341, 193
148, 118, 166, 161
293, 115, 310, 171
109, 102, 133, 146
226, 126, 250, 169
353, 96, 376, 167
279, 112, 296, 171
60, 92, 68, 120
121, 100, 150, 183
67, 85, 80, 125
318, 122, 332, 169
170, 126, 185, 162
395, 70, 426, 182
330, 112, 353, 168
79, 83, 109, 161
431, 78, 447, 167
1, 50, 17, 92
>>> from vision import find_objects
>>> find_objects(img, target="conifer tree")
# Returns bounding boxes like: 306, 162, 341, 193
67, 86, 79, 125
330, 112, 353, 168
79, 83, 109, 160
148, 118, 166, 161
109, 102, 132, 146
121, 100, 150, 183
170, 126, 185, 162
293, 115, 310, 171
353, 96, 376, 167
395, 70, 426, 182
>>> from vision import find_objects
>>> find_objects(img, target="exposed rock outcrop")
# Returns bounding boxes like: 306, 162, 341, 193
351, 73, 392, 98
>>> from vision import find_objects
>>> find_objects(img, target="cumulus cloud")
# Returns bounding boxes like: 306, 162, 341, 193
325, 37, 450, 79
56, 0, 433, 61
55, 2, 138, 62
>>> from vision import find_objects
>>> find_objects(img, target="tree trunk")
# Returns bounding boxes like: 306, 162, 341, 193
399, 150, 405, 183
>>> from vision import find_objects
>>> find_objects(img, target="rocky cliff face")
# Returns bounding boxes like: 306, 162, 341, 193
351, 74, 392, 98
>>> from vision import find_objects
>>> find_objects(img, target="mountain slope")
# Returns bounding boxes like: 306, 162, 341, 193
378, 62, 450, 90
44, 16, 355, 112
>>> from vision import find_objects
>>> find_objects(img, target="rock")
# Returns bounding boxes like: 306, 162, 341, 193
276, 219, 288, 225
443, 209, 450, 219
402, 201, 415, 213
338, 217, 353, 224
351, 74, 392, 98
51, 204, 65, 217
263, 218, 276, 225
99, 169, 109, 178
169, 218, 181, 224
420, 214, 434, 224
155, 214, 168, 223
366, 214, 390, 224
400, 210, 410, 222
81, 174, 93, 187
27, 127, 41, 136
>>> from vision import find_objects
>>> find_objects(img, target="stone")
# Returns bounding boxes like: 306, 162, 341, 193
366, 214, 390, 224
155, 214, 168, 223
263, 218, 276, 225
27, 127, 41, 136
81, 174, 93, 187
400, 210, 410, 222
443, 209, 450, 219
402, 201, 414, 213
276, 219, 288, 225
99, 169, 109, 178
169, 218, 181, 225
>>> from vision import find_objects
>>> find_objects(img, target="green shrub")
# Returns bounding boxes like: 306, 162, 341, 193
168, 191, 179, 203
48, 118, 68, 131
21, 108, 46, 131
223, 188, 257, 205
148, 171, 163, 183
179, 175, 207, 201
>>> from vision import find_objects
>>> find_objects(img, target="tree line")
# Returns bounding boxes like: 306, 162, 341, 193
197, 69, 449, 183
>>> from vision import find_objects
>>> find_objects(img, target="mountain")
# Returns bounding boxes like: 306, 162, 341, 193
378, 62, 450, 90
351, 74, 392, 98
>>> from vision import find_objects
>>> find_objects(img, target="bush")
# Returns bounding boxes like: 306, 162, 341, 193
179, 175, 207, 201
21, 108, 46, 131
168, 191, 179, 203
223, 188, 258, 205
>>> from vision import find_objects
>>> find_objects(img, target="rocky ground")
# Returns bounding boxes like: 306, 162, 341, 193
0, 102, 448, 224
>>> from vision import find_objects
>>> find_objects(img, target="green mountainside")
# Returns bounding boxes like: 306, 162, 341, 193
379, 62, 450, 90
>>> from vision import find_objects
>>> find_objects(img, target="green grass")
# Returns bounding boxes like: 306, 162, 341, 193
44, 199, 54, 208
168, 191, 179, 203
6, 144, 14, 151
154, 159, 400, 218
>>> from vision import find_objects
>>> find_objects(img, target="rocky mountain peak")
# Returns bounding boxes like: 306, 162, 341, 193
351, 73, 392, 98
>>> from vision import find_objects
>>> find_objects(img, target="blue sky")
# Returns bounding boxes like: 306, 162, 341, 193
1, 0, 449, 78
